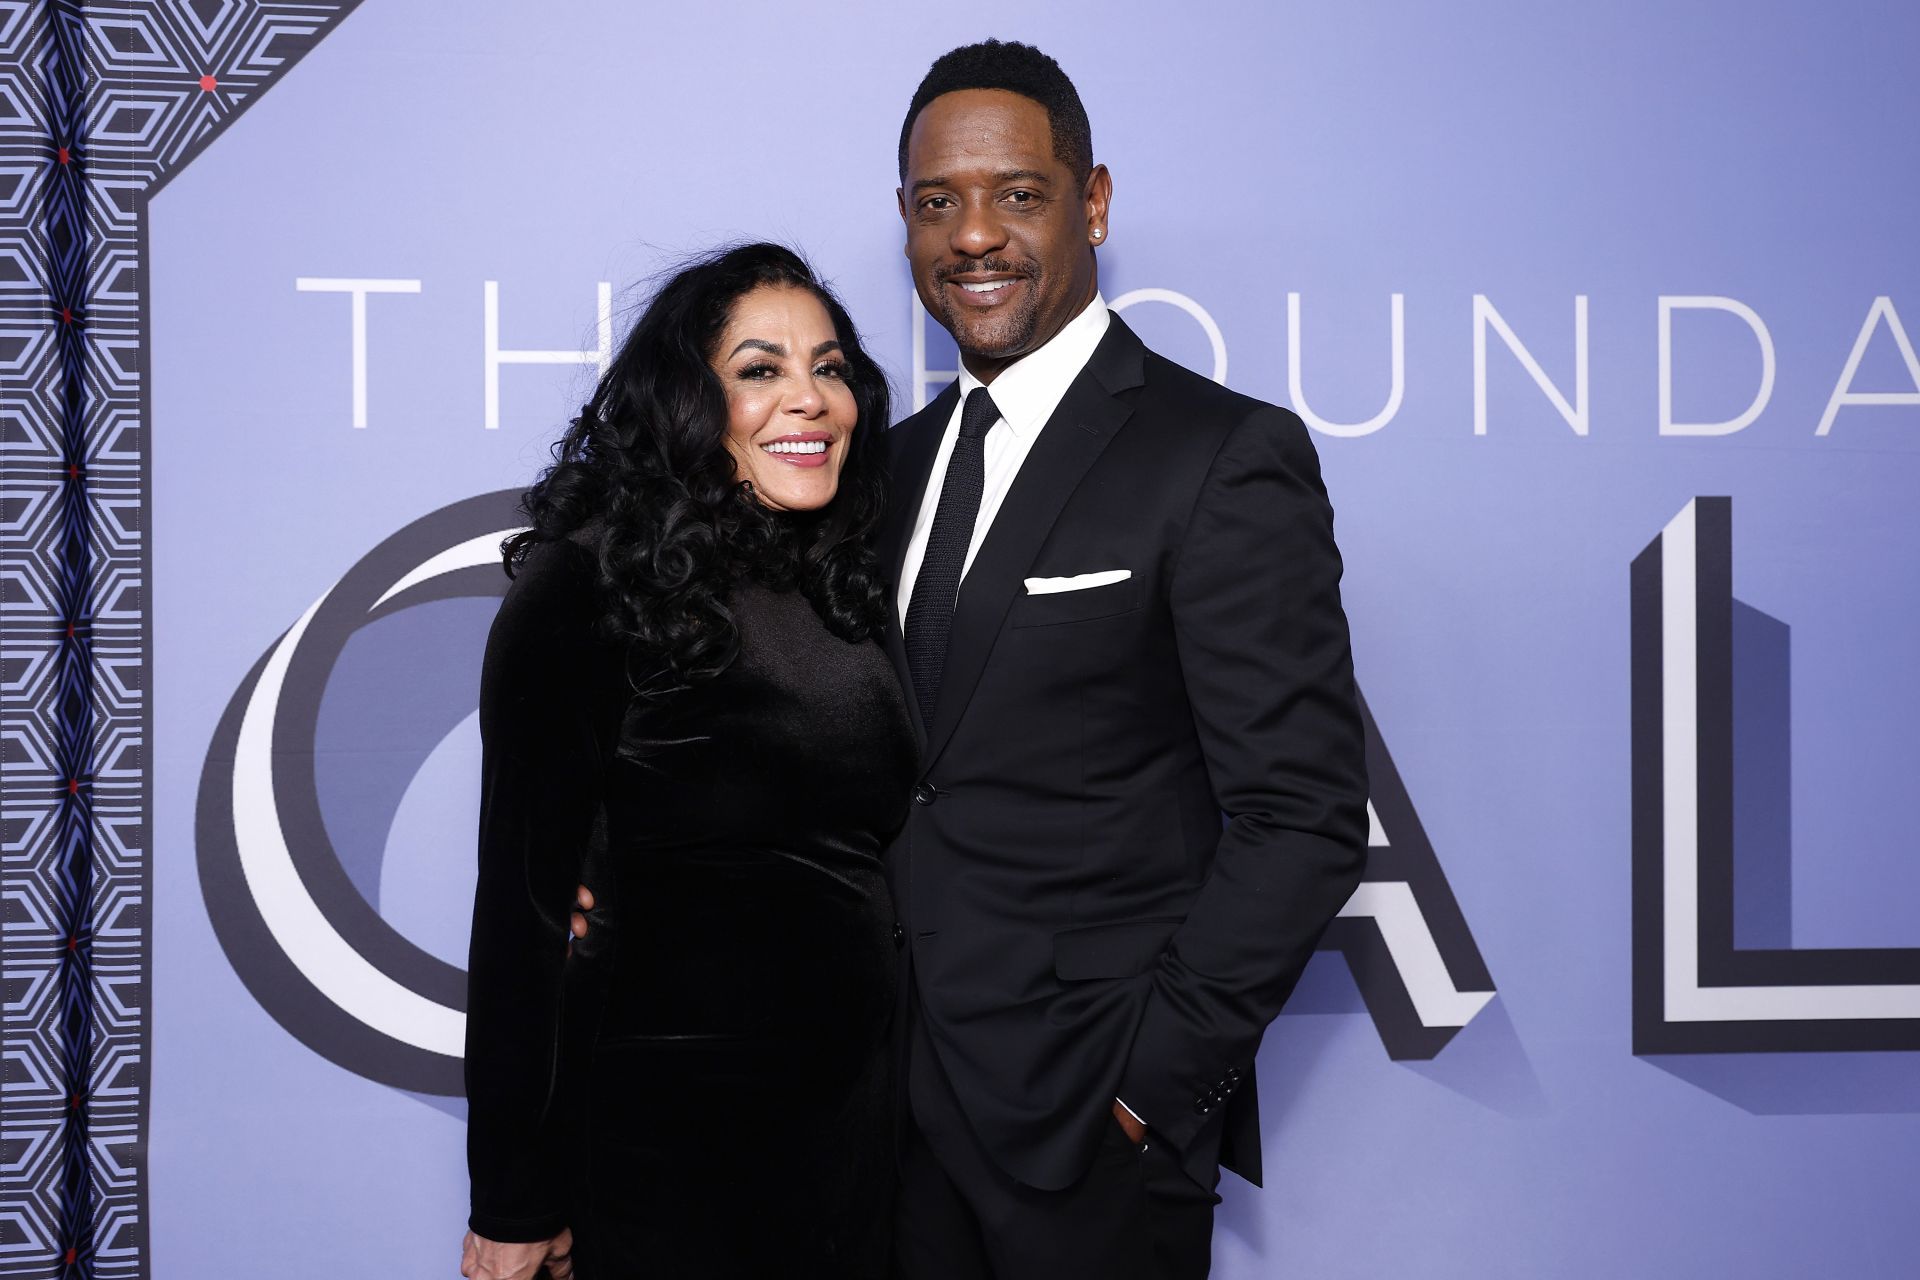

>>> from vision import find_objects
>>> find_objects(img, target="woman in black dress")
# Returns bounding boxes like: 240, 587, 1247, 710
460, 244, 914, 1280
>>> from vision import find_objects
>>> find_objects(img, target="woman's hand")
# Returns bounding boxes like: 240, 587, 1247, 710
460, 1228, 574, 1280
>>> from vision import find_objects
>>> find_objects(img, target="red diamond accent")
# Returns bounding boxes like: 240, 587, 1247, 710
199, 74, 218, 92
56, 146, 70, 165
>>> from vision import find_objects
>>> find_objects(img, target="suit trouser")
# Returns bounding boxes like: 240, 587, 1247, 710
892, 999, 1217, 1280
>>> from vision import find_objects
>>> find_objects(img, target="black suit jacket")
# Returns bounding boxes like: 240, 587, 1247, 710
878, 315, 1369, 1193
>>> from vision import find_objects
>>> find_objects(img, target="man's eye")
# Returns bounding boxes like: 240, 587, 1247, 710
922, 196, 953, 211
1007, 190, 1036, 204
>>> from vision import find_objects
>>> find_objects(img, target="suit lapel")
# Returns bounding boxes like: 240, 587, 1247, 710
878, 383, 959, 745
922, 317, 1149, 770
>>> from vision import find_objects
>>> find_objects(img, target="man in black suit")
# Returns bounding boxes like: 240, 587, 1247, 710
881, 40, 1369, 1280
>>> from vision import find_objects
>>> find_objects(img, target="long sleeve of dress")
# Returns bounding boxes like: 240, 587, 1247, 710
465, 540, 606, 1242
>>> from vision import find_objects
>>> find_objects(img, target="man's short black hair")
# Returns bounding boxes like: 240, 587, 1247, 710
898, 40, 1094, 187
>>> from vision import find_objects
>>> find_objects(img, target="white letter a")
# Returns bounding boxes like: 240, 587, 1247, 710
1816, 297, 1920, 436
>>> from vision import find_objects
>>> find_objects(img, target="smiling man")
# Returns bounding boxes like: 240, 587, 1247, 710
877, 40, 1371, 1279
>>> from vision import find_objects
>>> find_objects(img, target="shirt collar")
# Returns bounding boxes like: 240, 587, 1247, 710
954, 294, 1111, 438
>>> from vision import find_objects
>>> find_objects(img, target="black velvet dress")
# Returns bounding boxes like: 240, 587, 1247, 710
465, 537, 915, 1279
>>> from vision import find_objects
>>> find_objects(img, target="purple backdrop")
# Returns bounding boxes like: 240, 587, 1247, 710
134, 2, 1920, 1276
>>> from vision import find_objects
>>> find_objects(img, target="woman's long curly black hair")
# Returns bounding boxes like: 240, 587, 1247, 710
504, 243, 892, 682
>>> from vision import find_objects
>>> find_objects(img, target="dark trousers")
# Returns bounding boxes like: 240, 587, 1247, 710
893, 1002, 1218, 1280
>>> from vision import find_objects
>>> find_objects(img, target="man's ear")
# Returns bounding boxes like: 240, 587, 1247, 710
1084, 164, 1113, 243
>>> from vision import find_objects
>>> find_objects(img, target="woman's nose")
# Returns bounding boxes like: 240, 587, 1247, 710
786, 380, 826, 417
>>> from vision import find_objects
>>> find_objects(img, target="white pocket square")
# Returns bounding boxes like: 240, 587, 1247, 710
1023, 569, 1132, 595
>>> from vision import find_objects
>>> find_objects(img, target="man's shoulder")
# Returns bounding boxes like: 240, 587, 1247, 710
887, 387, 957, 437
1133, 348, 1308, 454
882, 387, 959, 475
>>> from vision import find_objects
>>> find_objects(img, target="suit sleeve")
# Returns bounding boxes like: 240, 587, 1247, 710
1117, 404, 1369, 1154
465, 542, 604, 1242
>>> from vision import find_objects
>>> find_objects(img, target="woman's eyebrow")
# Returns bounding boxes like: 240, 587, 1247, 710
728, 338, 785, 358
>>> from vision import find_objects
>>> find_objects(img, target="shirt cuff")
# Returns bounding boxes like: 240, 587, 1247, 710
1116, 1097, 1147, 1128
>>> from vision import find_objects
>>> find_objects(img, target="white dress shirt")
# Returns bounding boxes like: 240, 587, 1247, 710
895, 294, 1112, 625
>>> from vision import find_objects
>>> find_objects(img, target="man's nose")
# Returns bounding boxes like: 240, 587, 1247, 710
950, 200, 1008, 258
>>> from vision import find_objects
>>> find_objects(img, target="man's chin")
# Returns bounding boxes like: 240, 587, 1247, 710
940, 309, 1037, 366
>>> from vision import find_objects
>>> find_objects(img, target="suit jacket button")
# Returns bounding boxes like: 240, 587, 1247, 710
913, 783, 936, 806
892, 924, 906, 949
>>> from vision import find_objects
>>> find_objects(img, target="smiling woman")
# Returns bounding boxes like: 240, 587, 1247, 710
713, 284, 862, 512
460, 243, 915, 1279
507, 243, 892, 680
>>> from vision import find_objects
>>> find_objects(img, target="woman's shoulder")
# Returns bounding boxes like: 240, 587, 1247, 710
492, 534, 605, 654
507, 530, 600, 598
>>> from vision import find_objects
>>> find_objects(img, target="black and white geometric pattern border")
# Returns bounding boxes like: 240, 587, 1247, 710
0, 5, 360, 1276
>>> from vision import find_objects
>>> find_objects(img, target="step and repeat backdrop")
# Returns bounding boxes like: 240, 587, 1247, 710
117, 0, 1920, 1275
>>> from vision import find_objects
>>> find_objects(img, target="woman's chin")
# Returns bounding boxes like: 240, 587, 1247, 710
751, 475, 839, 513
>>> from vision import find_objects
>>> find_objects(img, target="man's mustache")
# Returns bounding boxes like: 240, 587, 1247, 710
935, 258, 1038, 283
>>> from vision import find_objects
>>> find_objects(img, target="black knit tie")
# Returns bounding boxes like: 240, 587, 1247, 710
905, 387, 1000, 727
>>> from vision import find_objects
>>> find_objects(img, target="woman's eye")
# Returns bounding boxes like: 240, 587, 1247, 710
815, 362, 849, 380
737, 363, 778, 380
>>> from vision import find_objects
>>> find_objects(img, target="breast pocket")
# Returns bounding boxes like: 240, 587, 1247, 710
1008, 576, 1141, 628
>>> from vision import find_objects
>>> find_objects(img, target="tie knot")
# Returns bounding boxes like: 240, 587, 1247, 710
958, 388, 1000, 441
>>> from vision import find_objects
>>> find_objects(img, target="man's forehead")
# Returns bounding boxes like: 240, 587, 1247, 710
906, 89, 1057, 178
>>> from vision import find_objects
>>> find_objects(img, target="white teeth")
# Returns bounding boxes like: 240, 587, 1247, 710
960, 280, 1012, 293
762, 440, 828, 454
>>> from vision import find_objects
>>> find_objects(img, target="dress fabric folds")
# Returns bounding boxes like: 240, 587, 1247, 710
465, 537, 916, 1278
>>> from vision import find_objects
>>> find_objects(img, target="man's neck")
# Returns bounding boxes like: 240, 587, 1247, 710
961, 351, 1014, 385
